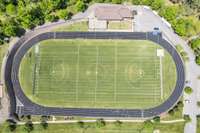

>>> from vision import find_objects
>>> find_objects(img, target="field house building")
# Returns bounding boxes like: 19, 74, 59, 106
88, 4, 137, 31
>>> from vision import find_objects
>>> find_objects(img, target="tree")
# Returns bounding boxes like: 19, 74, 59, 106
168, 109, 175, 116
112, 0, 122, 4
174, 106, 179, 112
40, 120, 48, 129
114, 120, 122, 127
153, 116, 160, 123
2, 19, 18, 37
5, 120, 17, 132
56, 9, 69, 20
169, 0, 182, 4
196, 56, 200, 65
6, 3, 16, 16
77, 121, 84, 128
132, 0, 142, 5
75, 0, 87, 12
40, 0, 67, 13
191, 38, 200, 50
159, 6, 179, 23
177, 101, 184, 108
197, 101, 200, 107
18, 5, 45, 29
184, 86, 193, 94
184, 115, 191, 122
48, 0, 68, 11
150, 0, 164, 10
143, 120, 154, 129
40, 116, 48, 129
184, 0, 200, 10
24, 121, 34, 132
173, 18, 187, 36
96, 119, 106, 128
45, 14, 58, 22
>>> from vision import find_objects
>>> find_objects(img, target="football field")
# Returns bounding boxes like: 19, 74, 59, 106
19, 39, 177, 109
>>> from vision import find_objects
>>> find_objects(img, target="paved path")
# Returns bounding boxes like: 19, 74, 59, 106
132, 6, 200, 133
5, 32, 184, 118
17, 119, 185, 125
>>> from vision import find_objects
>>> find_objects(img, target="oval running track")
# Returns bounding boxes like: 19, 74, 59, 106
4, 32, 185, 119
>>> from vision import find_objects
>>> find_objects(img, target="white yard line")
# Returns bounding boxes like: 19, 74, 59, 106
75, 44, 80, 102
36, 48, 41, 93
33, 44, 40, 95
154, 55, 157, 103
95, 46, 99, 105
50, 57, 54, 91
159, 56, 163, 100
114, 43, 117, 102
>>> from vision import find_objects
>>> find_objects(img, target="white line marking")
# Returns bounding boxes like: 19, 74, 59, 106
114, 43, 117, 102
159, 56, 163, 100
95, 46, 99, 106
34, 44, 40, 95
75, 44, 80, 102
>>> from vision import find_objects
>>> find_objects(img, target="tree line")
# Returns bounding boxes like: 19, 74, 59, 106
0, 0, 200, 45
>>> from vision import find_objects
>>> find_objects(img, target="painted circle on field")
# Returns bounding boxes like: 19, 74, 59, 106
125, 63, 144, 84
51, 61, 69, 81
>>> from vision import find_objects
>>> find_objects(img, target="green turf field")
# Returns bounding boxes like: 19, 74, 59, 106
19, 39, 177, 109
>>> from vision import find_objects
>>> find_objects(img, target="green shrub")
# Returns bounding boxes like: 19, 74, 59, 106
196, 56, 200, 65
177, 101, 184, 108
159, 6, 179, 23
197, 101, 200, 107
184, 115, 191, 122
153, 116, 160, 123
114, 120, 122, 127
56, 9, 69, 20
190, 38, 200, 50
184, 86, 193, 94
96, 119, 106, 128
75, 0, 87, 12
6, 120, 17, 132
45, 14, 59, 22
143, 120, 154, 129
168, 109, 175, 116
150, 0, 164, 10
77, 121, 84, 128
24, 121, 34, 132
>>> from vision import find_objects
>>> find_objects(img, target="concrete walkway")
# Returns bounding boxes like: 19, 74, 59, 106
17, 119, 185, 125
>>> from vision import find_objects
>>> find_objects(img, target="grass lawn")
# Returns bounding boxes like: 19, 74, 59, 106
161, 108, 183, 120
108, 21, 132, 30
52, 21, 88, 32
175, 45, 189, 62
0, 121, 185, 133
197, 116, 200, 133
19, 39, 177, 109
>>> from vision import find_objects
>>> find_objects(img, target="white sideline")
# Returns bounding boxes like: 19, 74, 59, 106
75, 44, 80, 102
159, 56, 163, 100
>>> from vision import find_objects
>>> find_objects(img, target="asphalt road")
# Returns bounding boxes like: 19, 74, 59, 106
4, 32, 185, 119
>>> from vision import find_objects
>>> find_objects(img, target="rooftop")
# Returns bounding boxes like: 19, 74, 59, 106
94, 5, 134, 21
